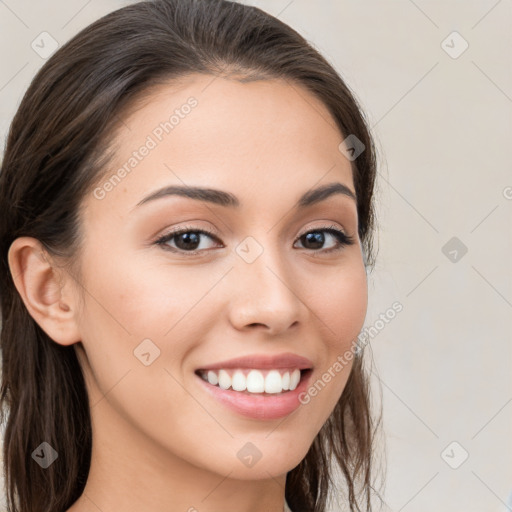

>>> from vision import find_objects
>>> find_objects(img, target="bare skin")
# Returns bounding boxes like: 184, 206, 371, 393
9, 74, 368, 512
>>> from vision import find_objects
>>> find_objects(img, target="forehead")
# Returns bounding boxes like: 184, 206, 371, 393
85, 74, 355, 218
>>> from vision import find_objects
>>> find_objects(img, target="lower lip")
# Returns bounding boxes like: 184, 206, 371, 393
195, 370, 313, 420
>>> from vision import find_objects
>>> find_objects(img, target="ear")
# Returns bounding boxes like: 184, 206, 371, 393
7, 237, 81, 346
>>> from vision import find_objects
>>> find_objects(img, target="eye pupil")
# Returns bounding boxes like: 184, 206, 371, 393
176, 232, 200, 250
303, 232, 324, 249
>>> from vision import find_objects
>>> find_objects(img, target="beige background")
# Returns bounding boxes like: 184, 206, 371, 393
1, 1, 511, 511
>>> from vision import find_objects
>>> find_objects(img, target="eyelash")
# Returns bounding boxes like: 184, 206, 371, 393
154, 224, 356, 256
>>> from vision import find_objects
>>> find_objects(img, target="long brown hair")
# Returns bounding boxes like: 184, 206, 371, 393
0, 1, 383, 511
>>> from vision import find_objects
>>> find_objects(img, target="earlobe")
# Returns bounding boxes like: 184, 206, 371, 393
7, 237, 81, 346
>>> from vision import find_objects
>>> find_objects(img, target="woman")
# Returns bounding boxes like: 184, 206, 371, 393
0, 1, 382, 511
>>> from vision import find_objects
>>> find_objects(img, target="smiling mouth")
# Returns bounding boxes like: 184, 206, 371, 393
194, 368, 312, 395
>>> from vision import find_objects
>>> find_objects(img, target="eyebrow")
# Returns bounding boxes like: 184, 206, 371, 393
133, 181, 357, 211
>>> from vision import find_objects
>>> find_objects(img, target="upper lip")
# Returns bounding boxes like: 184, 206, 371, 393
196, 352, 314, 371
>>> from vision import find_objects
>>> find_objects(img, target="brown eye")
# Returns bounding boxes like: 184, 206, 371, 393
155, 227, 221, 254
295, 227, 355, 254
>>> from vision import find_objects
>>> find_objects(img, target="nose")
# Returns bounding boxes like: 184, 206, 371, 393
227, 244, 304, 335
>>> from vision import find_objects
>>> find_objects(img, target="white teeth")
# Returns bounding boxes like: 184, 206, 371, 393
246, 370, 265, 393
264, 370, 282, 394
289, 369, 300, 391
218, 369, 231, 390
231, 370, 246, 391
199, 368, 304, 394
282, 372, 290, 390
207, 370, 218, 386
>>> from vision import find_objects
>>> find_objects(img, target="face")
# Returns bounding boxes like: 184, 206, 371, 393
72, 74, 368, 482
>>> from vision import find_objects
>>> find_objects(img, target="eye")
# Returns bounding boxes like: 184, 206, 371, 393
154, 224, 355, 255
154, 225, 221, 254
294, 225, 356, 254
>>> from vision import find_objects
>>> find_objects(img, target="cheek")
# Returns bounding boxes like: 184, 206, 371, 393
299, 262, 367, 420
74, 255, 209, 436
74, 246, 225, 403
316, 261, 368, 351
79, 248, 202, 340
